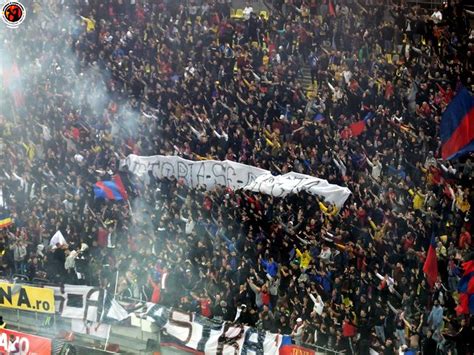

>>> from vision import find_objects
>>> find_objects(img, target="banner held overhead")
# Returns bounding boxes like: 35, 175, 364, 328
122, 155, 351, 208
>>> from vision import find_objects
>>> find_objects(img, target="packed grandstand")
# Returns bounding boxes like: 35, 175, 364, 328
0, 0, 473, 354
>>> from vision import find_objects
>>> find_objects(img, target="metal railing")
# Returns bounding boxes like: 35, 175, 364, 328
1, 275, 348, 355
0, 306, 160, 354
406, 0, 443, 9
300, 342, 344, 355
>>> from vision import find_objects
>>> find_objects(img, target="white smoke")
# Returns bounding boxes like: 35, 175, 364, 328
0, 0, 141, 141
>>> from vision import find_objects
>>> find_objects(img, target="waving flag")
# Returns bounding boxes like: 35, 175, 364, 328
440, 87, 474, 160
349, 120, 366, 137
456, 260, 474, 315
329, 0, 336, 17
423, 234, 438, 288
94, 175, 129, 201
346, 112, 373, 138
462, 260, 474, 275
0, 213, 13, 229
458, 272, 474, 294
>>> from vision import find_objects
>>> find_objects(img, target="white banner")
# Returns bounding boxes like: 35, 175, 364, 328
50, 285, 128, 323
122, 155, 351, 208
146, 304, 282, 355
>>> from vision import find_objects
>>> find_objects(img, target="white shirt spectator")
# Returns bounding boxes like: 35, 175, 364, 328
343, 70, 353, 84
367, 157, 383, 180
180, 215, 195, 235
309, 293, 324, 315
74, 154, 84, 163
291, 319, 305, 346
243, 6, 253, 20
65, 250, 78, 270
431, 10, 442, 24
319, 247, 332, 263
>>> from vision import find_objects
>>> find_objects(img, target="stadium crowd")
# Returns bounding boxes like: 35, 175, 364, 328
0, 0, 473, 354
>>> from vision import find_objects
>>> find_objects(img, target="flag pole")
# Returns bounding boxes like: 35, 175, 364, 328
104, 269, 120, 351
127, 199, 134, 221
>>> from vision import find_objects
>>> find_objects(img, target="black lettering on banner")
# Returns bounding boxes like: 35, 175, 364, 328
177, 161, 189, 182
188, 163, 193, 186
54, 291, 65, 314
241, 328, 265, 355
257, 176, 274, 193
149, 304, 170, 328
41, 300, 49, 311
226, 166, 236, 187
197, 325, 211, 353
194, 315, 223, 352
196, 163, 206, 186
149, 161, 161, 178
301, 180, 321, 195
0, 286, 12, 305
17, 288, 31, 308
245, 172, 257, 186
211, 163, 226, 187
84, 288, 101, 322
217, 323, 244, 355
168, 309, 193, 344
242, 179, 256, 190
36, 299, 49, 311
124, 156, 131, 168
161, 162, 175, 179
288, 176, 306, 194
130, 160, 147, 176
270, 180, 286, 198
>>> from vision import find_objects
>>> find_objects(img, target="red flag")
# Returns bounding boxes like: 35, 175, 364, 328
329, 1, 336, 17
349, 120, 366, 137
113, 174, 129, 200
423, 235, 438, 288
462, 260, 474, 276
342, 320, 357, 337
468, 276, 474, 294
456, 293, 469, 316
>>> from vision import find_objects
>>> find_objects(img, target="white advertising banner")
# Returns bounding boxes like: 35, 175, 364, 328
122, 155, 351, 208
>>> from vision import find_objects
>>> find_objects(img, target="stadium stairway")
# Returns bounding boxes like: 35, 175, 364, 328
298, 65, 318, 99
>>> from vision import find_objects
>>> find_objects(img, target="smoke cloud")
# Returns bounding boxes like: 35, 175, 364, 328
0, 1, 141, 142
